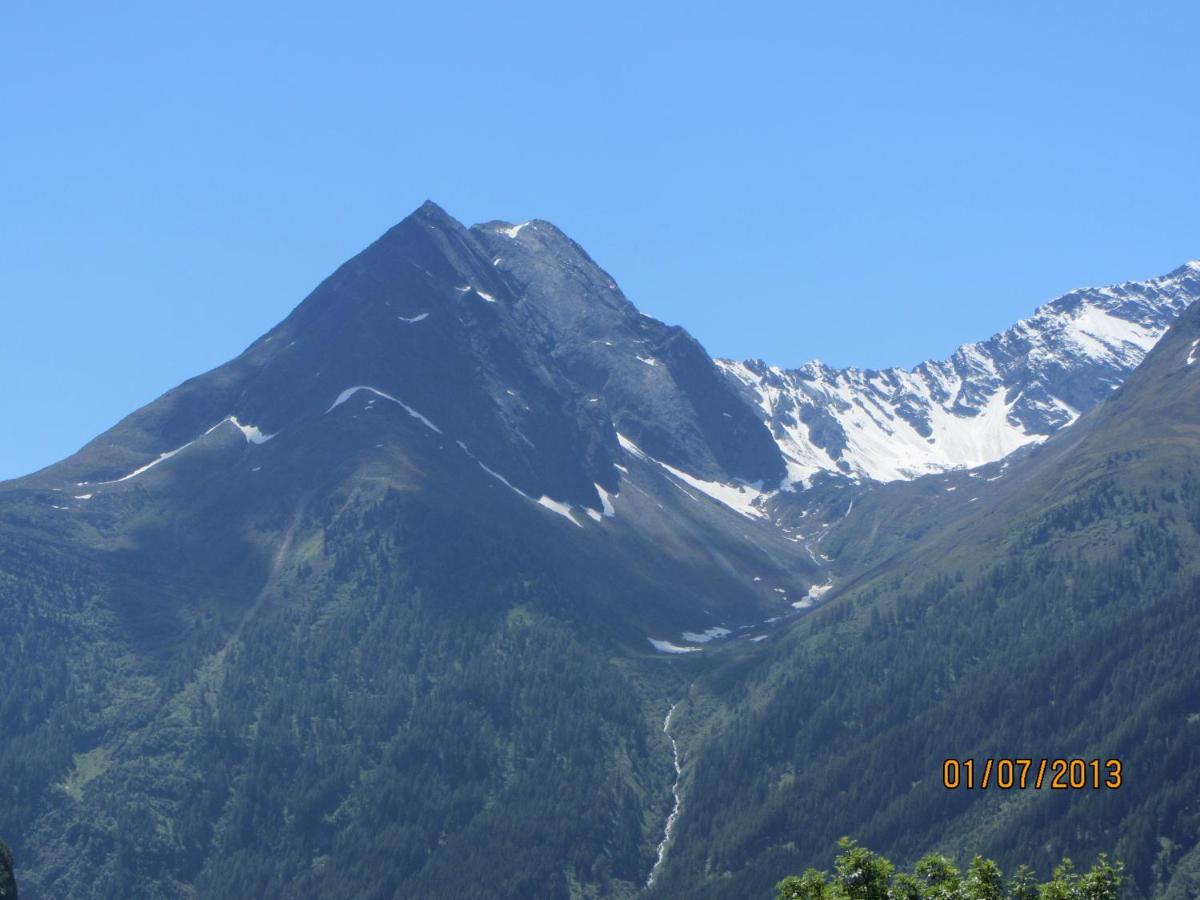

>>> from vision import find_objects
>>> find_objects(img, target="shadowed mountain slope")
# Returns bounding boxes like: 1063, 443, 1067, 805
0, 204, 813, 899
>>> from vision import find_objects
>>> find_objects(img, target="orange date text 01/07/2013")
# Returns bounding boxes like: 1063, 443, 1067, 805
942, 758, 1122, 791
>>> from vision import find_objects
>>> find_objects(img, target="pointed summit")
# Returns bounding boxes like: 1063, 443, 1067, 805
411, 198, 459, 225
1167, 259, 1200, 278
23, 202, 786, 506
416, 198, 447, 214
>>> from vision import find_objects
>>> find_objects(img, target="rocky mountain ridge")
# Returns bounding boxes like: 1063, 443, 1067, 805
721, 261, 1200, 484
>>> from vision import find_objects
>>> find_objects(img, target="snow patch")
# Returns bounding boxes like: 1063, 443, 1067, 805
652, 463, 766, 520
648, 639, 701, 654
1065, 305, 1160, 358
536, 495, 577, 523
616, 432, 648, 460
616, 432, 767, 519
228, 416, 275, 444
326, 386, 442, 433
100, 441, 196, 484
498, 222, 529, 239
595, 483, 617, 517
792, 580, 832, 609
681, 626, 732, 643
459, 442, 581, 527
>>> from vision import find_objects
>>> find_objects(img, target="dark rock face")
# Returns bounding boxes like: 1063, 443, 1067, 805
468, 217, 786, 486
34, 203, 786, 507
797, 402, 849, 459
0, 840, 15, 900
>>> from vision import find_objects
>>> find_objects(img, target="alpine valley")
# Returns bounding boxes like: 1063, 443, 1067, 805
2, 203, 1199, 899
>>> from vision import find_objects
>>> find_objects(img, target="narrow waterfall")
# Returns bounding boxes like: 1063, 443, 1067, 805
646, 702, 682, 889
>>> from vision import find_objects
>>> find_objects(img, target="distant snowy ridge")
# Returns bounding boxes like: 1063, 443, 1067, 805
722, 261, 1200, 485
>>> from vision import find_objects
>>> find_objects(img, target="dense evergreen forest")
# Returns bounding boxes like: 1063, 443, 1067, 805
0, 484, 682, 898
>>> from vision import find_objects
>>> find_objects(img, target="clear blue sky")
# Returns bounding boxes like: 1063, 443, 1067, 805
3, 2, 1198, 480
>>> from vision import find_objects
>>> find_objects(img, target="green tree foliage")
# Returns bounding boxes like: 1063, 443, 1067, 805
963, 856, 1004, 900
833, 838, 893, 900
776, 868, 837, 900
1008, 866, 1039, 900
913, 853, 960, 898
774, 842, 1124, 900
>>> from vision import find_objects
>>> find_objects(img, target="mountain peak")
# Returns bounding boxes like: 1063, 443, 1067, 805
379, 199, 467, 243
24, 202, 787, 510
413, 198, 455, 221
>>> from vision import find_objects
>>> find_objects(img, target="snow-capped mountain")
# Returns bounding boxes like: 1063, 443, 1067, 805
5, 201, 1200, 898
720, 261, 1200, 485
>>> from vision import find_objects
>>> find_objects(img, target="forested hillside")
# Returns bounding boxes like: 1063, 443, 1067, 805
653, 302, 1200, 898
1, 478, 693, 898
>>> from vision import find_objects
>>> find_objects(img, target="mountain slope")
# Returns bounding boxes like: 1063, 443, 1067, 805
722, 262, 1200, 484
2, 202, 1197, 898
656, 296, 1200, 898
0, 203, 817, 899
